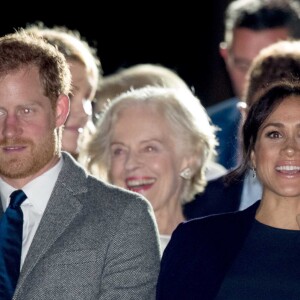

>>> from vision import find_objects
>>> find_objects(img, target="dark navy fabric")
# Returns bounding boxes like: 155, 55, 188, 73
0, 190, 27, 300
207, 97, 241, 170
156, 202, 260, 300
183, 174, 244, 219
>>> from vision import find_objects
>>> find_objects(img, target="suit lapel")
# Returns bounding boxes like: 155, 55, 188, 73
15, 152, 87, 292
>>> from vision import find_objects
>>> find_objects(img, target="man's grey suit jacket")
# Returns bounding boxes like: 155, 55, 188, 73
0, 152, 161, 300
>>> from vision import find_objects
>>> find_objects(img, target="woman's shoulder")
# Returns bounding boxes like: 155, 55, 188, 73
173, 201, 260, 246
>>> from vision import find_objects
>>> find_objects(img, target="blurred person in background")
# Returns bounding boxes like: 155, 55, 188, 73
208, 0, 300, 169
26, 23, 102, 160
185, 38, 300, 219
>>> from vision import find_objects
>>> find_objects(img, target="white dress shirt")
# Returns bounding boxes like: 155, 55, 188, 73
0, 158, 63, 268
240, 169, 262, 210
159, 234, 171, 254
205, 161, 227, 181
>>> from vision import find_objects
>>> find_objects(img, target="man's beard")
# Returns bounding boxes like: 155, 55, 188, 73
0, 130, 59, 179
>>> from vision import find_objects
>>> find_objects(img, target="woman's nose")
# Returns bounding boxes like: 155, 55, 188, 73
286, 147, 295, 156
125, 151, 142, 170
281, 138, 299, 157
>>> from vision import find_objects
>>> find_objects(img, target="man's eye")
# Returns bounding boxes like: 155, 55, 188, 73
145, 146, 157, 152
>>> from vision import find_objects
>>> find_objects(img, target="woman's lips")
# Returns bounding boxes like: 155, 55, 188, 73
126, 177, 156, 192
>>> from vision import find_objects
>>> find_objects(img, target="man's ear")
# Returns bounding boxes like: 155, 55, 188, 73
56, 94, 70, 127
237, 101, 247, 121
219, 41, 228, 61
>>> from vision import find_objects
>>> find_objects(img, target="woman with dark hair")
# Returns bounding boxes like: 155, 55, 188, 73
156, 82, 300, 299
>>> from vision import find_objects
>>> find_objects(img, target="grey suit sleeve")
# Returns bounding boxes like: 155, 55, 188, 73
99, 196, 161, 300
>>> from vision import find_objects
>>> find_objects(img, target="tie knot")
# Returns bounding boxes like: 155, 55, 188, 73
9, 190, 27, 209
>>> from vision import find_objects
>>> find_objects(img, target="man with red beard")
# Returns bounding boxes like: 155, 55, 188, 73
0, 29, 160, 300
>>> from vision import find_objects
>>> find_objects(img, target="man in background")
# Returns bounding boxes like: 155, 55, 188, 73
184, 39, 300, 219
208, 0, 300, 169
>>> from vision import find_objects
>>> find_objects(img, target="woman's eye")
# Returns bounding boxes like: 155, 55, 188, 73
145, 146, 157, 152
266, 131, 281, 139
112, 148, 123, 156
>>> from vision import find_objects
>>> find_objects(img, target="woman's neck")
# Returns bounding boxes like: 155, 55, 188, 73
256, 197, 300, 230
155, 205, 185, 235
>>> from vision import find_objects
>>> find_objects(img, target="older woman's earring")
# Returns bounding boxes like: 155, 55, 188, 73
180, 168, 192, 180
252, 167, 256, 179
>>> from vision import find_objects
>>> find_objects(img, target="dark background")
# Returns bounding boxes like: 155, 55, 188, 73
0, 0, 233, 108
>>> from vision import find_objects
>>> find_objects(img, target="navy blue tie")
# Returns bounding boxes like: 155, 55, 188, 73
0, 190, 27, 300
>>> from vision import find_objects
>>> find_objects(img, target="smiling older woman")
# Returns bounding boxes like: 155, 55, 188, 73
79, 86, 218, 252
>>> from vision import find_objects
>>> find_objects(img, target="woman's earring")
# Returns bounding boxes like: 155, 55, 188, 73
180, 168, 192, 180
252, 167, 256, 179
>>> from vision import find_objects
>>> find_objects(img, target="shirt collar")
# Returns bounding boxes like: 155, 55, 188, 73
0, 157, 63, 212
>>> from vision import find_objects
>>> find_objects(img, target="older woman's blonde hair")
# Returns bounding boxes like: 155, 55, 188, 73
80, 86, 217, 203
